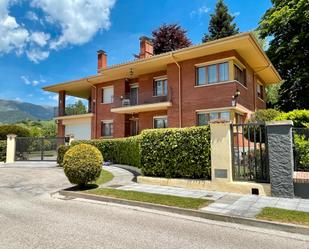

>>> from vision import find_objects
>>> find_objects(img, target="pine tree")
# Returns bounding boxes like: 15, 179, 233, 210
202, 0, 239, 42
152, 24, 192, 55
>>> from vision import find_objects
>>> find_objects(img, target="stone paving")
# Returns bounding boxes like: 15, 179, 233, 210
104, 166, 309, 218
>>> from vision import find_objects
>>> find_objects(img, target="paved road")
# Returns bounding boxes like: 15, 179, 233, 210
0, 165, 309, 249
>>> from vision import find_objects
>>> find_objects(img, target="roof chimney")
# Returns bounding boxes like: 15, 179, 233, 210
97, 50, 107, 72
139, 36, 153, 59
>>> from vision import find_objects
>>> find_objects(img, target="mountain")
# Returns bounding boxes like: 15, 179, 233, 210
0, 99, 55, 124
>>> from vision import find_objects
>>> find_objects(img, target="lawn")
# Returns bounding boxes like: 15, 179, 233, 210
86, 188, 212, 209
93, 169, 114, 185
256, 207, 309, 226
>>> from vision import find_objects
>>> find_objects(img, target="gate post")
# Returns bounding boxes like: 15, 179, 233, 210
210, 121, 233, 182
6, 134, 17, 164
266, 120, 294, 198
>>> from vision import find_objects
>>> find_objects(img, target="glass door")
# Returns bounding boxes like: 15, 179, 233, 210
130, 85, 138, 106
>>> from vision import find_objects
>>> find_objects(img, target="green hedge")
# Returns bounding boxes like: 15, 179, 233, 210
70, 136, 141, 168
275, 110, 309, 128
0, 140, 6, 162
57, 145, 70, 166
0, 125, 31, 140
140, 126, 211, 179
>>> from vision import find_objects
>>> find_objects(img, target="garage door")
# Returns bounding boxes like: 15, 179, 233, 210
65, 123, 91, 140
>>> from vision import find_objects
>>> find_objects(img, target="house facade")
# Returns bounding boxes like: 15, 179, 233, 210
43, 33, 281, 140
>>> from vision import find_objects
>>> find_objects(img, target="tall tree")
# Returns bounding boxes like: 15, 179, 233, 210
259, 0, 309, 111
152, 24, 192, 55
65, 100, 87, 115
202, 0, 239, 42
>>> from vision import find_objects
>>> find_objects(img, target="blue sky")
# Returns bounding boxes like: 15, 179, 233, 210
0, 0, 271, 106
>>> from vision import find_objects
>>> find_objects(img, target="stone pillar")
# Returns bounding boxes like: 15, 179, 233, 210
6, 134, 16, 164
210, 121, 233, 182
266, 120, 294, 198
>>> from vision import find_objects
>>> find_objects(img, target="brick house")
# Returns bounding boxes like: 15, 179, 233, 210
43, 32, 281, 140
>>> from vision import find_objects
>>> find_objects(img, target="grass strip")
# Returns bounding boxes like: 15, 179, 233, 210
86, 188, 211, 209
256, 207, 309, 226
93, 169, 114, 185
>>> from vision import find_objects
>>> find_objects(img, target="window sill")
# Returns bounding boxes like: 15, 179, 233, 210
257, 97, 265, 102
234, 80, 248, 90
194, 80, 234, 88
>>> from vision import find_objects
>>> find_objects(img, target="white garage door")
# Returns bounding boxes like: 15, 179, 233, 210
65, 123, 91, 140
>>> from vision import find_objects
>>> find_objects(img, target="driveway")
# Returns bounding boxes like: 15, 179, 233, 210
0, 163, 308, 249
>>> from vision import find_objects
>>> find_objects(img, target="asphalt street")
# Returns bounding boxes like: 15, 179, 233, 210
0, 164, 308, 249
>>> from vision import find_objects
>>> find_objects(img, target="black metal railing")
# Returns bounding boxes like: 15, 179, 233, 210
15, 137, 65, 161
231, 123, 269, 183
293, 127, 309, 172
112, 88, 172, 109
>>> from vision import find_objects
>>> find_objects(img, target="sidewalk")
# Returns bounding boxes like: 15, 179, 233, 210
103, 166, 309, 218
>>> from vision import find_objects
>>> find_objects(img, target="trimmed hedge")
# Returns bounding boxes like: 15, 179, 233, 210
70, 136, 141, 168
140, 126, 211, 179
0, 140, 6, 162
63, 144, 103, 186
57, 145, 70, 166
275, 110, 309, 128
0, 125, 31, 140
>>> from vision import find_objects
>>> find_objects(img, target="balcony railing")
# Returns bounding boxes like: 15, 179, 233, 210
55, 109, 92, 117
112, 89, 172, 109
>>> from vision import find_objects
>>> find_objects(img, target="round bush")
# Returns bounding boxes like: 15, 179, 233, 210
63, 144, 103, 186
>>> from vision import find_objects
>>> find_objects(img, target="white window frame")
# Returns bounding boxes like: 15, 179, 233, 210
102, 86, 114, 104
153, 77, 168, 97
153, 115, 168, 128
101, 120, 113, 137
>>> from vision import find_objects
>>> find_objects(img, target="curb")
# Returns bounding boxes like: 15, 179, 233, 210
58, 189, 309, 236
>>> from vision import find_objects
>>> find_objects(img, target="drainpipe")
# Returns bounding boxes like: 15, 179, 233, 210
171, 53, 182, 128
86, 78, 97, 139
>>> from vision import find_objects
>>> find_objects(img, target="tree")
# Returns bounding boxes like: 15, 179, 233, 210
259, 0, 309, 111
152, 24, 192, 55
65, 100, 87, 115
202, 0, 239, 42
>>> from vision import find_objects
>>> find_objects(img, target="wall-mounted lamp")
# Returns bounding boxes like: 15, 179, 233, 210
232, 89, 241, 107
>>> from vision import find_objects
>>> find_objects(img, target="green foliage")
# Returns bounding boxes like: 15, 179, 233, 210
259, 0, 309, 111
57, 145, 70, 166
266, 83, 282, 108
294, 134, 309, 170
65, 100, 87, 115
16, 120, 57, 137
275, 110, 309, 128
202, 0, 239, 42
140, 126, 211, 179
63, 144, 103, 186
0, 140, 6, 162
71, 136, 141, 168
152, 24, 192, 55
0, 125, 31, 140
249, 109, 282, 123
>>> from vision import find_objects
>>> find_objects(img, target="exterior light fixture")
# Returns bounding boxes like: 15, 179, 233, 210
232, 89, 240, 107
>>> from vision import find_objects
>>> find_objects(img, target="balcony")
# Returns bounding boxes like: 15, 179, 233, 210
111, 90, 172, 114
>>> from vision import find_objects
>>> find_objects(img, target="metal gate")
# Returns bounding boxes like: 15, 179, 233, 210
15, 137, 65, 161
231, 123, 269, 183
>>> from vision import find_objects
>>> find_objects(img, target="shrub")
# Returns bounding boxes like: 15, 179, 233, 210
71, 136, 141, 168
57, 145, 70, 166
248, 109, 281, 123
63, 144, 103, 186
140, 126, 211, 179
0, 125, 31, 140
0, 140, 6, 162
294, 134, 309, 170
275, 110, 309, 128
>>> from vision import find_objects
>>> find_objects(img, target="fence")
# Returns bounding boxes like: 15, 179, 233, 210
231, 123, 269, 183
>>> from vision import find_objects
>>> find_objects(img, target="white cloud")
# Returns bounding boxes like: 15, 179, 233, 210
30, 31, 50, 47
190, 6, 210, 18
0, 0, 29, 54
15, 97, 21, 102
0, 0, 116, 63
21, 75, 46, 86
26, 11, 39, 21
31, 0, 116, 49
233, 12, 240, 17
48, 94, 58, 101
26, 49, 49, 63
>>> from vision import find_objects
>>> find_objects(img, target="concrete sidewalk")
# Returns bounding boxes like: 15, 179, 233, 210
104, 166, 309, 218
